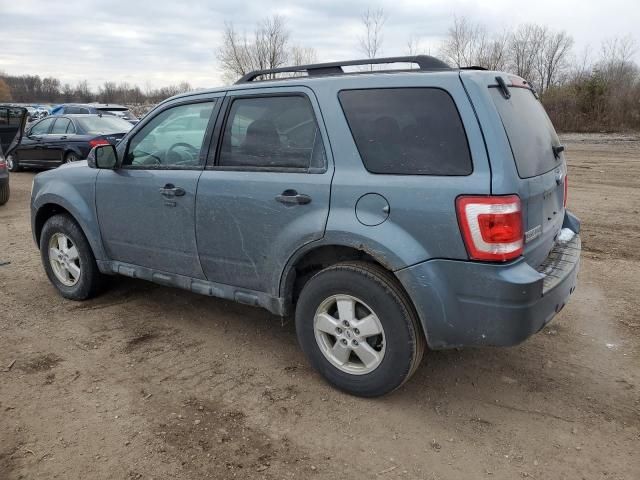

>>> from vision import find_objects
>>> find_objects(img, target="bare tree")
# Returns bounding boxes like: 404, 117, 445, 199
290, 46, 317, 66
509, 24, 547, 87
406, 34, 422, 57
358, 7, 387, 63
440, 16, 508, 70
535, 30, 574, 92
597, 35, 638, 85
219, 16, 291, 82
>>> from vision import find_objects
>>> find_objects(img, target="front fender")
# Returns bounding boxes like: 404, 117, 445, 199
31, 169, 107, 262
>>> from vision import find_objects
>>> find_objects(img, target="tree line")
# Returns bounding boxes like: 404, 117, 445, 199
1, 12, 639, 132
0, 74, 192, 107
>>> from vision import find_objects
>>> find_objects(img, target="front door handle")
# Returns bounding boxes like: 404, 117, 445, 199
159, 184, 186, 197
275, 189, 312, 205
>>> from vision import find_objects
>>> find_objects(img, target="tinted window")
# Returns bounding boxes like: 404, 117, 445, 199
51, 118, 72, 134
339, 88, 472, 175
218, 95, 326, 170
75, 116, 132, 135
64, 106, 85, 114
30, 118, 54, 135
125, 101, 215, 168
490, 87, 560, 178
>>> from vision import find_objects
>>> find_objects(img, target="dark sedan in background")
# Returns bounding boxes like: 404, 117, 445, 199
7, 114, 132, 171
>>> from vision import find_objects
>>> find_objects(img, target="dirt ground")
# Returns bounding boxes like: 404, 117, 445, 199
1, 134, 638, 480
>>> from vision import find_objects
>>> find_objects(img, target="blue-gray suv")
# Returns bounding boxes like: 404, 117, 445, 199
30, 56, 580, 397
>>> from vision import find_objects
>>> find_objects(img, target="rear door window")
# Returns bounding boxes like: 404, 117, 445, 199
218, 95, 326, 171
339, 88, 472, 175
490, 87, 560, 178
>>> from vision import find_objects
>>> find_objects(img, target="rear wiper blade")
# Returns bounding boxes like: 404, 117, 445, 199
495, 76, 511, 99
552, 144, 565, 158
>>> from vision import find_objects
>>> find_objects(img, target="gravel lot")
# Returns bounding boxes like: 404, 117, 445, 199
1, 134, 639, 480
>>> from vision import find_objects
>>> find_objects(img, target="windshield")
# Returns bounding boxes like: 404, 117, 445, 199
76, 116, 133, 135
490, 87, 561, 178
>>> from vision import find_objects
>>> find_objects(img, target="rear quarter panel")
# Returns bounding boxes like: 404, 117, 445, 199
309, 72, 491, 269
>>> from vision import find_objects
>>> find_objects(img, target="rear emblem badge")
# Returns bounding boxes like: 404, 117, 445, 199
525, 225, 542, 243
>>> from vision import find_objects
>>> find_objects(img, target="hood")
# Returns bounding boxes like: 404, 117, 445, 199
58, 160, 89, 170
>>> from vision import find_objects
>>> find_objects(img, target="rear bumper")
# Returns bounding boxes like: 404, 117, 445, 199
396, 213, 581, 349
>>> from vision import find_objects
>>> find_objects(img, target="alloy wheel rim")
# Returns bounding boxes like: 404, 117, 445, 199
7, 155, 14, 170
48, 233, 81, 286
313, 294, 386, 375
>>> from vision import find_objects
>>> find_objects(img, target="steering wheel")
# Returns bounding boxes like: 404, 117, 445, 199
167, 143, 199, 164
134, 150, 163, 165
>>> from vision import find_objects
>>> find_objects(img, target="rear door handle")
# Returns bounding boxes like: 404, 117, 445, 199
159, 184, 186, 197
275, 189, 312, 205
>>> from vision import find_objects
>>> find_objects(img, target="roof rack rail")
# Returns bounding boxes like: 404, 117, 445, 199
235, 55, 451, 84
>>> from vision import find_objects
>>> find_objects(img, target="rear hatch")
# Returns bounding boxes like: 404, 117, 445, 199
462, 73, 567, 267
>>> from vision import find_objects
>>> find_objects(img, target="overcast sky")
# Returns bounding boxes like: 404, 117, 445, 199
1, 0, 638, 89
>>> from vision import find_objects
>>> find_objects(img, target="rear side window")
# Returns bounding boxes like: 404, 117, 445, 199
218, 95, 326, 170
490, 87, 560, 178
51, 118, 72, 134
339, 88, 472, 175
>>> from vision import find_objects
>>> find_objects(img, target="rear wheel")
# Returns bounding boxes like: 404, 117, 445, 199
40, 214, 104, 300
0, 182, 9, 206
295, 261, 425, 397
6, 154, 20, 172
64, 151, 79, 163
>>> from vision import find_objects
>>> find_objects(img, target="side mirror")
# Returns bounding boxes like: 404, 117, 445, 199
88, 144, 118, 169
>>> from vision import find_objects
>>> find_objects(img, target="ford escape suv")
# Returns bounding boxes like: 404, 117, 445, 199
30, 56, 580, 397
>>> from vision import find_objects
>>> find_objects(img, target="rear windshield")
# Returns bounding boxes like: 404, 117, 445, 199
76, 116, 133, 135
98, 108, 137, 120
490, 87, 561, 178
339, 88, 472, 175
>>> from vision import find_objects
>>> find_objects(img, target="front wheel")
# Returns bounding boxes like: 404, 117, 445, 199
40, 214, 104, 300
295, 262, 425, 397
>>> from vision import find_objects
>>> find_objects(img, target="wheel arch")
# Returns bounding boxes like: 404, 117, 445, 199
32, 195, 107, 265
63, 147, 84, 162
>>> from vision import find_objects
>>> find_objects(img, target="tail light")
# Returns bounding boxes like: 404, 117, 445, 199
563, 175, 568, 208
89, 138, 110, 148
456, 195, 524, 262
0, 157, 6, 168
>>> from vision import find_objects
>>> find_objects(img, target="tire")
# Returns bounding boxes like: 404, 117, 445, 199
40, 214, 104, 300
64, 151, 79, 163
0, 182, 9, 206
295, 261, 425, 397
6, 154, 20, 172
